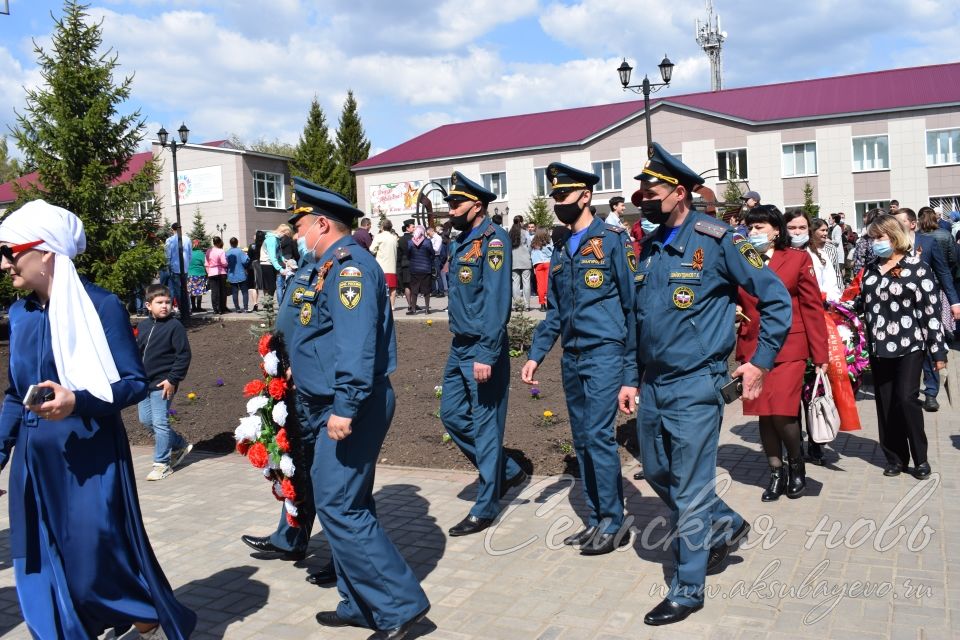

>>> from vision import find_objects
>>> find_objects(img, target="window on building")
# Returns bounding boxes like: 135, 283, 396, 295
926, 129, 960, 166
481, 172, 507, 200
253, 171, 284, 208
428, 177, 451, 210
930, 195, 960, 214
852, 135, 889, 171
591, 160, 622, 192
534, 167, 550, 197
781, 142, 817, 177
855, 200, 891, 230
133, 196, 155, 218
717, 149, 748, 181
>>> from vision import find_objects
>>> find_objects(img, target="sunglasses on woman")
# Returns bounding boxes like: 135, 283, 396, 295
0, 240, 44, 262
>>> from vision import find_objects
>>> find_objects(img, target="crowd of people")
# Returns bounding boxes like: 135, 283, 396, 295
0, 142, 956, 637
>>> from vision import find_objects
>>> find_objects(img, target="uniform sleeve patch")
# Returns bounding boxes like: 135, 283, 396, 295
487, 238, 504, 249
738, 242, 765, 269
487, 249, 504, 270
339, 266, 362, 277
339, 280, 362, 309
694, 219, 728, 239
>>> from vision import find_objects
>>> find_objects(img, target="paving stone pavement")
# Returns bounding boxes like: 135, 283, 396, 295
0, 383, 956, 639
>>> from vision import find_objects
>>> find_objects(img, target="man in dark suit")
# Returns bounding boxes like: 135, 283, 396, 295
894, 208, 960, 411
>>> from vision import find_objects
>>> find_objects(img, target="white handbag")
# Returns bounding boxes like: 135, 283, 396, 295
807, 370, 841, 444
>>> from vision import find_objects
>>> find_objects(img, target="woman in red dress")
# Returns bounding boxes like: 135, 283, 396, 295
736, 205, 829, 501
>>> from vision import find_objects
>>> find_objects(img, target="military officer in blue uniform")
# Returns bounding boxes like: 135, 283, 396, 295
632, 144, 791, 625
521, 162, 638, 555
240, 177, 338, 589
441, 171, 528, 537
283, 182, 430, 639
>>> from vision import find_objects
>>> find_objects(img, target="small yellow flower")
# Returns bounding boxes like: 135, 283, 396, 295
543, 410, 553, 418
187, 392, 197, 400
426, 319, 433, 326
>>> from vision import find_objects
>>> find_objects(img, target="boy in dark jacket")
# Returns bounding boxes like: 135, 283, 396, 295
137, 284, 193, 480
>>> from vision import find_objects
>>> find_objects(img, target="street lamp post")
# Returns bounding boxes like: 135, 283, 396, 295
216, 223, 227, 237
158, 123, 191, 322
617, 55, 674, 156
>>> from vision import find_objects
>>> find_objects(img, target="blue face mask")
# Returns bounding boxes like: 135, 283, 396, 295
641, 219, 660, 234
297, 237, 307, 256
748, 232, 771, 251
872, 239, 894, 258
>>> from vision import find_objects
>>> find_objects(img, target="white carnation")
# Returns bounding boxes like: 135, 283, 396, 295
246, 396, 269, 415
284, 499, 298, 517
279, 454, 296, 477
272, 401, 288, 427
234, 415, 262, 442
263, 351, 280, 377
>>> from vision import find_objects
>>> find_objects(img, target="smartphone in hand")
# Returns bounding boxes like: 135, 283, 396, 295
22, 384, 54, 408
720, 377, 743, 404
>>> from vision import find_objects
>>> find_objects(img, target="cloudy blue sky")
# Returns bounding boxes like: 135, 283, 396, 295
1, 0, 958, 159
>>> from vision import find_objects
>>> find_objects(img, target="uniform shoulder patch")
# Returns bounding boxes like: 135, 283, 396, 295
693, 219, 729, 239
605, 224, 625, 234
339, 266, 362, 277
334, 246, 352, 261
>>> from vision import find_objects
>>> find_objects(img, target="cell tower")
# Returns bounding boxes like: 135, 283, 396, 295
695, 0, 726, 91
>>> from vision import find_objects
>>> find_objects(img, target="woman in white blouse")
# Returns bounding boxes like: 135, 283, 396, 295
784, 212, 841, 301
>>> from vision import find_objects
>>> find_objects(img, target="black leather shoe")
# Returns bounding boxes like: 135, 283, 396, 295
761, 466, 786, 502
500, 470, 528, 497
806, 442, 825, 466
448, 514, 494, 537
643, 598, 703, 626
707, 520, 751, 575
786, 456, 806, 499
315, 610, 359, 628
368, 605, 431, 640
240, 534, 306, 561
923, 395, 939, 412
579, 530, 631, 556
633, 469, 645, 480
562, 525, 598, 546
305, 562, 337, 586
913, 462, 932, 479
883, 464, 903, 477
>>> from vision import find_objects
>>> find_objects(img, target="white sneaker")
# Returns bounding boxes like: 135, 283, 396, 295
146, 463, 172, 481
169, 443, 193, 469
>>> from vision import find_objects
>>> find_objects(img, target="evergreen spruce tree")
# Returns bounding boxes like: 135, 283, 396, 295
11, 1, 163, 296
802, 181, 820, 219
292, 97, 338, 188
525, 195, 554, 228
0, 136, 24, 183
188, 208, 210, 248
333, 90, 371, 204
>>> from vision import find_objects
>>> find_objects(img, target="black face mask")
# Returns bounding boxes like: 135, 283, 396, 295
553, 191, 585, 224
639, 187, 678, 225
449, 209, 474, 231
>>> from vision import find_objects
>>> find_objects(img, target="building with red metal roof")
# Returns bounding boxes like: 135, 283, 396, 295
354, 62, 960, 228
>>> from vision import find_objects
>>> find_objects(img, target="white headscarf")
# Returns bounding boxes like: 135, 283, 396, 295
0, 200, 120, 402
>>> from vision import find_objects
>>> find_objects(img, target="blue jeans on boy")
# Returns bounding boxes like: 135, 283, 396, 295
138, 389, 187, 464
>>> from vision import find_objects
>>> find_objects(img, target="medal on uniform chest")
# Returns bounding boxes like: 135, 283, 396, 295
692, 247, 704, 271
316, 260, 334, 290
584, 268, 604, 288
580, 238, 604, 260
300, 302, 313, 325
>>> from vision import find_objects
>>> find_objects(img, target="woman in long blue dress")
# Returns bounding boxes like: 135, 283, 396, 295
0, 200, 196, 639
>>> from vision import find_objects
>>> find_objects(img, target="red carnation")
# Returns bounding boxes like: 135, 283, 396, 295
268, 377, 287, 400
275, 428, 290, 453
281, 477, 296, 500
258, 333, 273, 356
243, 379, 266, 398
286, 512, 299, 528
132, 327, 139, 338
247, 442, 269, 468
236, 441, 250, 456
